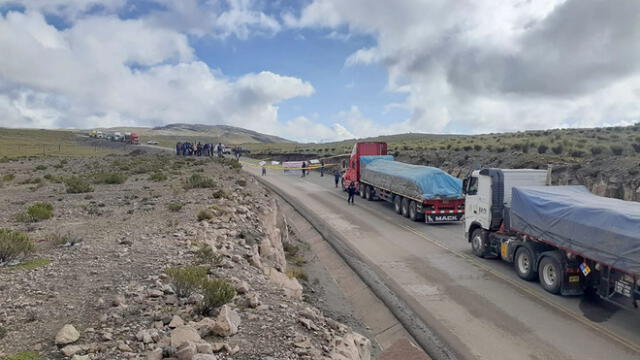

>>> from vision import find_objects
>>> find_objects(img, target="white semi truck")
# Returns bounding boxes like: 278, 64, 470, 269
464, 168, 640, 310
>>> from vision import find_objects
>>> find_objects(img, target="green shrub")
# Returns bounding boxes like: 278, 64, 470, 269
633, 143, 640, 153
473, 144, 482, 151
165, 266, 209, 298
610, 145, 624, 156
94, 172, 127, 184
590, 146, 604, 155
537, 144, 548, 154
194, 244, 223, 266
167, 202, 184, 212
19, 177, 42, 185
2, 174, 15, 182
64, 176, 94, 193
148, 172, 168, 182
43, 174, 63, 183
570, 150, 585, 158
0, 228, 34, 263
16, 203, 54, 223
200, 278, 236, 312
212, 189, 227, 199
35, 165, 47, 171
551, 144, 564, 155
1, 351, 42, 360
185, 174, 216, 189
236, 179, 247, 187
197, 209, 214, 221
287, 267, 308, 281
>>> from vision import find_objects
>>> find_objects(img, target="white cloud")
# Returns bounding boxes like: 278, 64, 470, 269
0, 10, 313, 133
269, 116, 354, 143
290, 0, 640, 134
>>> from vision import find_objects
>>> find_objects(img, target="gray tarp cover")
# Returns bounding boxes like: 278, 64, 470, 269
510, 186, 640, 275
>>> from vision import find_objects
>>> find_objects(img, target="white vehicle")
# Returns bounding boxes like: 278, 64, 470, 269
113, 132, 123, 141
147, 140, 159, 145
96, 131, 104, 139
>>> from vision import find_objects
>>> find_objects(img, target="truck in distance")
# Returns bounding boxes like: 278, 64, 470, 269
464, 168, 640, 310
342, 142, 464, 223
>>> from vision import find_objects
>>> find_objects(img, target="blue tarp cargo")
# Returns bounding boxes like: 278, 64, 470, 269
359, 156, 463, 200
510, 186, 640, 275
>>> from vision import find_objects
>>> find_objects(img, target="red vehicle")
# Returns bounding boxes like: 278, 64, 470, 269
129, 133, 139, 145
342, 142, 464, 223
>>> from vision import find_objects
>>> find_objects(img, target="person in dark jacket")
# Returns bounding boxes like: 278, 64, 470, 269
347, 182, 356, 204
301, 162, 307, 177
334, 171, 341, 188
176, 142, 182, 156
320, 160, 325, 177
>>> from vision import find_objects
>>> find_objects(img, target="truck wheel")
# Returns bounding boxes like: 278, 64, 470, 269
471, 229, 489, 258
539, 256, 562, 294
409, 201, 419, 221
366, 186, 375, 201
359, 184, 366, 198
393, 196, 402, 214
514, 247, 537, 281
401, 197, 410, 218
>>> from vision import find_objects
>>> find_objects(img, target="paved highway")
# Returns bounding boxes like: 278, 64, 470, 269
245, 164, 640, 360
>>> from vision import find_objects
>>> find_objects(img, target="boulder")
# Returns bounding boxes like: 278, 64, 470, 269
330, 332, 372, 360
175, 342, 197, 360
211, 305, 241, 337
55, 324, 80, 345
146, 348, 163, 360
193, 355, 217, 360
171, 326, 202, 348
266, 268, 303, 299
169, 315, 185, 328
61, 344, 83, 357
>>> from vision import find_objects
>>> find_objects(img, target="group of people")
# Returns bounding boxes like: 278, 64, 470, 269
176, 142, 226, 157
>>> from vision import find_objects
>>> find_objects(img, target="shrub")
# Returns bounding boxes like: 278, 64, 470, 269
20, 177, 42, 185
551, 145, 564, 155
165, 266, 209, 297
197, 209, 214, 221
473, 144, 482, 151
212, 189, 227, 199
64, 176, 94, 193
148, 172, 168, 182
167, 202, 184, 212
495, 147, 507, 153
570, 150, 585, 158
537, 144, 548, 154
185, 174, 216, 189
0, 228, 34, 263
1, 351, 42, 360
94, 172, 127, 184
200, 278, 236, 312
194, 244, 223, 266
521, 143, 530, 153
43, 174, 63, 183
463, 145, 472, 151
610, 145, 624, 156
632, 143, 640, 153
590, 146, 604, 155
287, 267, 308, 281
35, 165, 47, 171
17, 203, 54, 223
236, 179, 247, 187
2, 174, 15, 182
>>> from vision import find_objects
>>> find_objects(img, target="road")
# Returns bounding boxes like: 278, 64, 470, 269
244, 164, 640, 360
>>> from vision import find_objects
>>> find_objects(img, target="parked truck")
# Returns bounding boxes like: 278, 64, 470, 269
464, 168, 640, 310
342, 142, 465, 223
124, 133, 139, 144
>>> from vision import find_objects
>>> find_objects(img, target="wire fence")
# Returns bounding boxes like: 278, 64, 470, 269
0, 143, 132, 158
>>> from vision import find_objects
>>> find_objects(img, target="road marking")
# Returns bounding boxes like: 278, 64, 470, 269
398, 223, 640, 355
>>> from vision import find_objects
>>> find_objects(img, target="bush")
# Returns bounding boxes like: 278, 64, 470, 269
473, 144, 482, 151
194, 244, 223, 266
212, 189, 227, 199
236, 179, 247, 187
590, 146, 604, 155
43, 174, 63, 183
184, 174, 216, 189
165, 266, 209, 298
167, 202, 184, 212
1, 351, 42, 360
551, 144, 564, 155
148, 172, 168, 182
197, 209, 214, 221
201, 278, 236, 312
64, 176, 94, 193
2, 174, 15, 182
610, 145, 624, 156
632, 143, 640, 153
94, 172, 127, 184
0, 228, 34, 263
17, 202, 54, 223
35, 165, 47, 171
570, 150, 585, 158
537, 144, 548, 154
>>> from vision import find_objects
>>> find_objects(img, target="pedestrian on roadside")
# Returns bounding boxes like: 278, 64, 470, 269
320, 160, 325, 177
261, 165, 267, 176
347, 182, 356, 204
176, 142, 181, 156
334, 171, 341, 188
301, 162, 307, 177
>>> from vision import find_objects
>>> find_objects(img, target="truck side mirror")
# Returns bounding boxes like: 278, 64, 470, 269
462, 178, 468, 194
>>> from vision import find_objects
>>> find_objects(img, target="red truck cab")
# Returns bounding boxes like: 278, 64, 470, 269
342, 142, 387, 190
130, 133, 139, 145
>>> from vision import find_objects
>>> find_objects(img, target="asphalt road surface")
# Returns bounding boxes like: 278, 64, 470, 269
245, 164, 640, 360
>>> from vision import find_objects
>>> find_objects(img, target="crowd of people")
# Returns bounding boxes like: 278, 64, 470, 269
175, 142, 244, 159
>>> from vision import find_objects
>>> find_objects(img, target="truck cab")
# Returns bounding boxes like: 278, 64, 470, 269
342, 142, 387, 190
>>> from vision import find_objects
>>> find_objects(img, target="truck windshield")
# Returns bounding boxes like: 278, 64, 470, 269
467, 176, 478, 195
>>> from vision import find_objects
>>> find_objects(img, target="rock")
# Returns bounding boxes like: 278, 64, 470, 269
55, 324, 80, 345
223, 343, 240, 354
211, 305, 241, 337
148, 289, 164, 298
330, 332, 372, 360
196, 342, 212, 354
71, 355, 90, 360
61, 344, 83, 356
247, 293, 260, 308
137, 329, 154, 344
146, 348, 163, 360
117, 341, 133, 352
266, 268, 303, 299
193, 355, 217, 360
169, 315, 184, 328
171, 326, 202, 348
101, 331, 113, 341
175, 342, 197, 360
112, 295, 126, 307
210, 342, 225, 352
298, 317, 319, 331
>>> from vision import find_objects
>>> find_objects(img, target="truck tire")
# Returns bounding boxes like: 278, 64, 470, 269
401, 197, 410, 218
514, 247, 537, 281
471, 229, 490, 258
366, 186, 374, 201
409, 201, 420, 221
539, 256, 562, 294
359, 184, 366, 198
393, 196, 402, 214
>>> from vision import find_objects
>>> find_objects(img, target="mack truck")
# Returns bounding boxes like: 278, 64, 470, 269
464, 168, 640, 310
342, 142, 464, 223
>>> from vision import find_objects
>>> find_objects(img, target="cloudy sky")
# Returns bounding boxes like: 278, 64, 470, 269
1, 0, 639, 142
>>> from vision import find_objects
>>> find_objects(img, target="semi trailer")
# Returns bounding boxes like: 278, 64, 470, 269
342, 142, 464, 223
464, 168, 640, 310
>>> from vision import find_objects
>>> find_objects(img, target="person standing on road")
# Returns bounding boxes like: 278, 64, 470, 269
301, 162, 307, 177
176, 142, 182, 156
320, 160, 325, 177
261, 165, 267, 176
334, 171, 341, 188
347, 182, 356, 204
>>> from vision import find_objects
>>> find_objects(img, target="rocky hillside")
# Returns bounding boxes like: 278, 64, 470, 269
0, 153, 370, 360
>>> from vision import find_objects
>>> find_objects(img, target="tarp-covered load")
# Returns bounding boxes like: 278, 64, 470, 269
360, 156, 463, 200
510, 186, 640, 275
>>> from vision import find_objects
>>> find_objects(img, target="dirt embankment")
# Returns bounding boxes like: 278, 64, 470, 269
0, 154, 371, 360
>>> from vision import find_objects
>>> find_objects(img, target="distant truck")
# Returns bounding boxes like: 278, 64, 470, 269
464, 168, 640, 310
124, 133, 139, 144
342, 142, 465, 223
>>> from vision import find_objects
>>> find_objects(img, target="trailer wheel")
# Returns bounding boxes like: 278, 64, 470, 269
471, 229, 490, 258
539, 256, 562, 294
365, 186, 374, 201
359, 184, 366, 198
401, 197, 410, 218
514, 247, 537, 281
393, 196, 402, 214
409, 201, 419, 221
